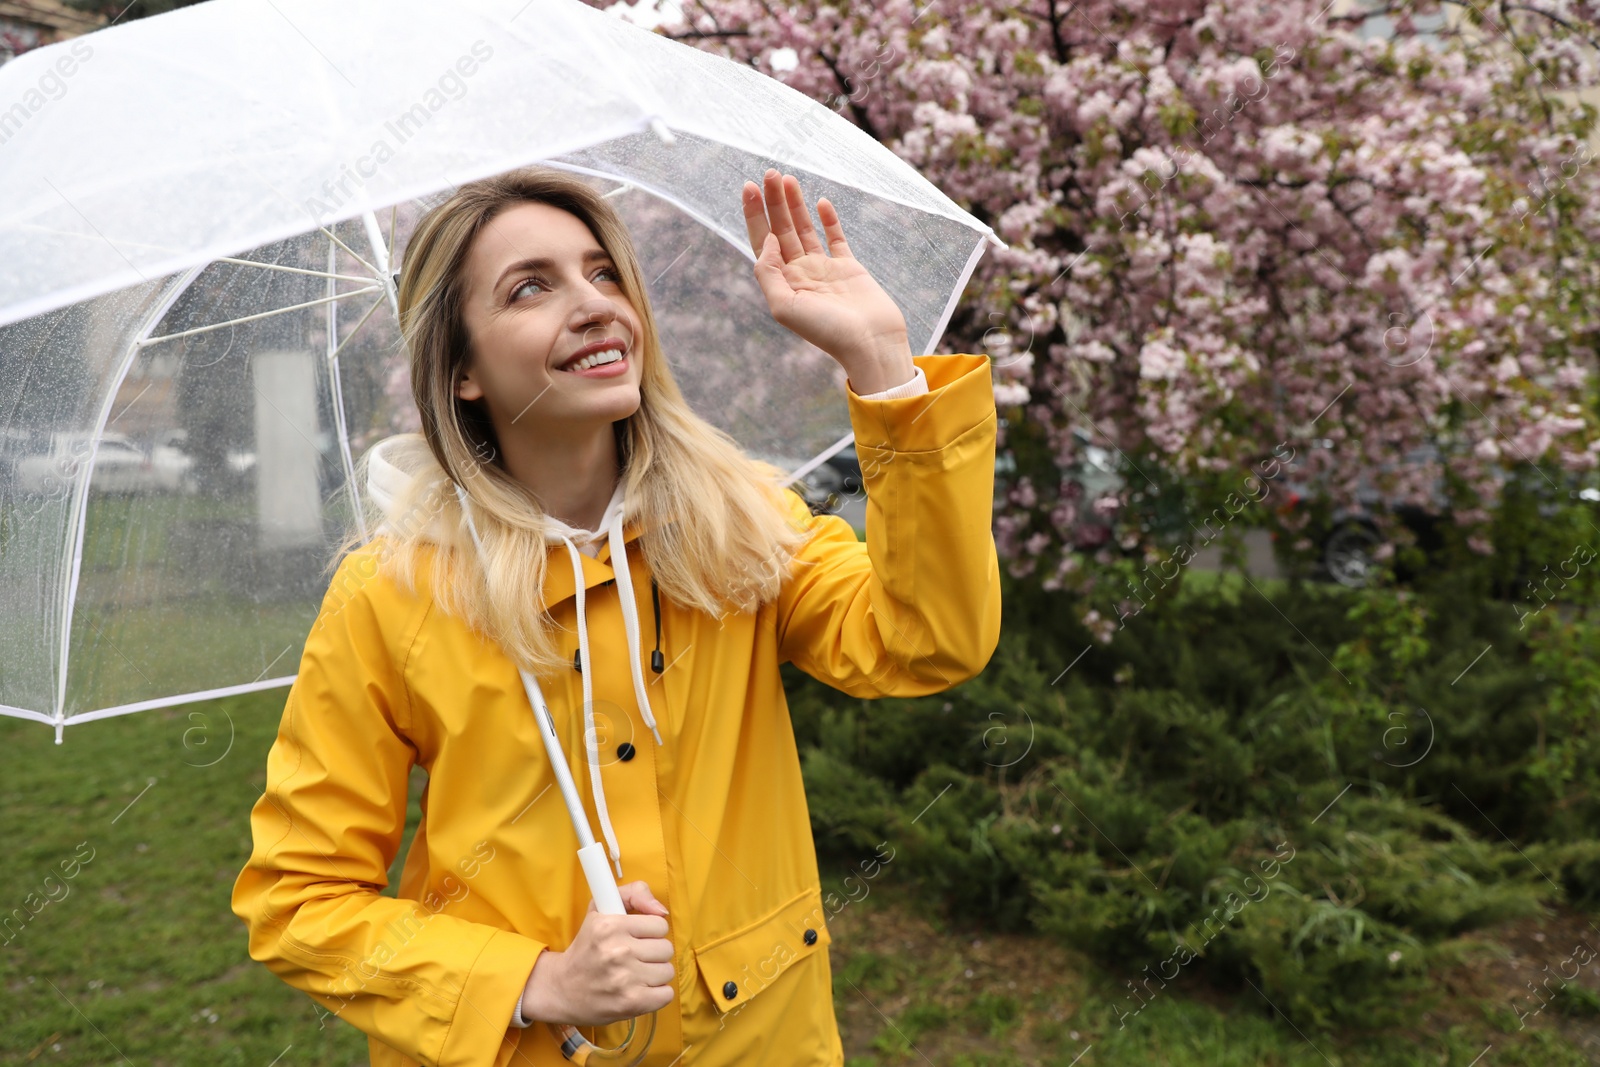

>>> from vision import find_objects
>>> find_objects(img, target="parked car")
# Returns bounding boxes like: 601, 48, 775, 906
156, 428, 251, 482
1277, 439, 1600, 588
796, 444, 875, 505
1268, 440, 1447, 587
766, 441, 1022, 519
749, 450, 846, 515
1054, 428, 1124, 549
14, 431, 196, 496
978, 427, 1131, 550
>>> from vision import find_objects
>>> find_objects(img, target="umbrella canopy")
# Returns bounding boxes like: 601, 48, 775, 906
0, 0, 1002, 740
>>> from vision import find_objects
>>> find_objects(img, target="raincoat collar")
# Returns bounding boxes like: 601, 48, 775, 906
365, 433, 660, 880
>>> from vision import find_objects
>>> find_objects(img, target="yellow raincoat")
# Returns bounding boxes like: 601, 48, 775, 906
231, 352, 1002, 1066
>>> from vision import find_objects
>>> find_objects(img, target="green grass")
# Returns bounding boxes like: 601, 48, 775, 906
0, 687, 406, 1065
2, 692, 1594, 1065
816, 851, 1598, 1067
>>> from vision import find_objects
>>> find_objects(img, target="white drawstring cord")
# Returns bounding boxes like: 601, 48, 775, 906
559, 533, 626, 880
608, 511, 665, 748
452, 478, 652, 882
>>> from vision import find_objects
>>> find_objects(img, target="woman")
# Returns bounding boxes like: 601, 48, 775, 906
231, 164, 1002, 1067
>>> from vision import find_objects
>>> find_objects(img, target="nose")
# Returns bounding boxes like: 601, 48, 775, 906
572, 296, 618, 335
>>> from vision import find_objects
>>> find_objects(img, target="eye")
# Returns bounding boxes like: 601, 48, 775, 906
509, 277, 544, 301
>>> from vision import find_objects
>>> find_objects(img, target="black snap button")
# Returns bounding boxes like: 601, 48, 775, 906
722, 980, 738, 1000
803, 928, 818, 946
617, 742, 636, 762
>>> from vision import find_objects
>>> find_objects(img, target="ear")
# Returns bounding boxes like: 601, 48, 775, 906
456, 368, 483, 402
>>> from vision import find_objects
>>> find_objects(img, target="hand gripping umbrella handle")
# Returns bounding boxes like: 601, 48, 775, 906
524, 690, 660, 1065
543, 843, 658, 1066
454, 482, 658, 1064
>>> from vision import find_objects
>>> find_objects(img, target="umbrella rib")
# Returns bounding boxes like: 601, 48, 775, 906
0, 702, 56, 727
326, 241, 370, 544
213, 257, 373, 285
918, 235, 992, 364
320, 226, 381, 276
325, 294, 385, 365
134, 286, 382, 347
57, 675, 299, 728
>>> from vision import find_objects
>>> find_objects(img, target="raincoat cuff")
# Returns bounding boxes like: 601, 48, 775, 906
439, 927, 547, 1060
851, 364, 927, 400
845, 353, 994, 454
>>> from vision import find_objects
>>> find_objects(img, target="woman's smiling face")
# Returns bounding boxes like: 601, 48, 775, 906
456, 200, 643, 435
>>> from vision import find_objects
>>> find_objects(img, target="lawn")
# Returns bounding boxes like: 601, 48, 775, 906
1, 687, 1595, 1065
0, 688, 380, 1065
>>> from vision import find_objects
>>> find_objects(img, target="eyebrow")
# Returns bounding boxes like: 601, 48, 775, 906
494, 249, 616, 293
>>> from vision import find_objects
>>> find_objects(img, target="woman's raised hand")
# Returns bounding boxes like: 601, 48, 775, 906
741, 169, 915, 395
518, 880, 675, 1027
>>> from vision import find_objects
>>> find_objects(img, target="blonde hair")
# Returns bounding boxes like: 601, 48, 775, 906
331, 165, 812, 674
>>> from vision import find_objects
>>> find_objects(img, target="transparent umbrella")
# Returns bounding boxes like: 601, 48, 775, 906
0, 0, 1003, 737
0, 0, 1002, 1056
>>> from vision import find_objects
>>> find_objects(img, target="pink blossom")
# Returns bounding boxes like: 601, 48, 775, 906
640, 0, 1600, 570
994, 382, 1031, 406
1138, 338, 1187, 381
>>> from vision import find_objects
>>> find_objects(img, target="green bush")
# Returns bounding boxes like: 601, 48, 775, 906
783, 539, 1596, 1032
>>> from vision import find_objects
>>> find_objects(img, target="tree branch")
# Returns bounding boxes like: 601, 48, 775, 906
1045, 0, 1070, 64
661, 29, 752, 39
816, 49, 884, 142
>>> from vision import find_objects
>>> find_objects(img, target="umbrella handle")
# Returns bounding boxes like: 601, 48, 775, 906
453, 486, 660, 1065
547, 1012, 657, 1066
544, 842, 658, 1065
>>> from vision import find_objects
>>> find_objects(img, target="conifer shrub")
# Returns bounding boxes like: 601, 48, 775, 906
785, 520, 1594, 1028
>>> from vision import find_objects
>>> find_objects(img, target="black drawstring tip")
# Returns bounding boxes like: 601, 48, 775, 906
573, 648, 582, 673
650, 577, 664, 673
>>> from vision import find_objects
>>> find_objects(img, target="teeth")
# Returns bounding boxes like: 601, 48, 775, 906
566, 347, 624, 372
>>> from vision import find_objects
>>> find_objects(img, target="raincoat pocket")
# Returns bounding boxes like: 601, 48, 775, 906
693, 885, 833, 1015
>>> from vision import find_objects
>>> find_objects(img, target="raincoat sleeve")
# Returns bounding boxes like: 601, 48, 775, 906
231, 544, 546, 1067
776, 352, 1002, 697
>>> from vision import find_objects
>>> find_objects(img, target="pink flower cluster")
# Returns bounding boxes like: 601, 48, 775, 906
623, 0, 1600, 580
